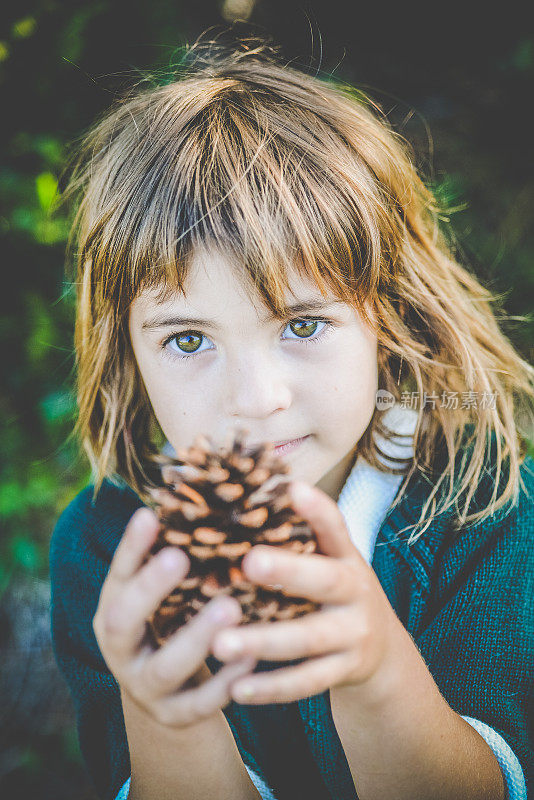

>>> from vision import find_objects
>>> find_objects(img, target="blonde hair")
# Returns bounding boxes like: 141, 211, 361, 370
65, 36, 534, 539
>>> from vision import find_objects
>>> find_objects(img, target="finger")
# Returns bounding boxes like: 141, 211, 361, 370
144, 595, 243, 697
155, 656, 257, 727
213, 606, 360, 663
242, 545, 366, 605
287, 481, 357, 560
98, 547, 189, 656
230, 651, 350, 705
108, 507, 162, 583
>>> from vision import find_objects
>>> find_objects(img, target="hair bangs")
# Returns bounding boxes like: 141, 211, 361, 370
91, 83, 383, 324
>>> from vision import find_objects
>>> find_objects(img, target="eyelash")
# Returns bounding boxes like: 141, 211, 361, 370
160, 317, 334, 361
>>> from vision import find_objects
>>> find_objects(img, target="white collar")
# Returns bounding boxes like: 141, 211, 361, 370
337, 405, 417, 563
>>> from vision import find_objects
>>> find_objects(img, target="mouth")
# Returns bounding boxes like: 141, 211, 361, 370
274, 436, 309, 455
269, 435, 310, 456
241, 435, 310, 457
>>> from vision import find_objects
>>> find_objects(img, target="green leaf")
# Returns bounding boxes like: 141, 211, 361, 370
12, 17, 37, 39
11, 206, 37, 233
0, 481, 26, 517
34, 216, 69, 244
40, 390, 77, 424
35, 172, 58, 212
25, 293, 57, 363
34, 136, 64, 167
10, 536, 42, 571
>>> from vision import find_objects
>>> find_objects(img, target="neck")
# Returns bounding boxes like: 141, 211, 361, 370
316, 443, 359, 503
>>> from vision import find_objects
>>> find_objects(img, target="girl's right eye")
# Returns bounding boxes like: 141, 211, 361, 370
164, 331, 211, 358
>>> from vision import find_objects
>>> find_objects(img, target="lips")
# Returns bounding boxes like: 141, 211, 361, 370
243, 435, 309, 454
274, 436, 309, 455
274, 435, 308, 446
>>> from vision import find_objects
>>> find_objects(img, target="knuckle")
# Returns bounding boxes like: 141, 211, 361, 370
137, 561, 162, 593
92, 615, 106, 646
355, 569, 373, 597
194, 694, 217, 721
342, 561, 360, 591
101, 604, 126, 637
147, 657, 172, 687
322, 565, 344, 596
348, 647, 364, 677
345, 610, 370, 649
300, 625, 320, 654
172, 697, 197, 728
153, 702, 175, 727
358, 616, 372, 645
126, 683, 147, 709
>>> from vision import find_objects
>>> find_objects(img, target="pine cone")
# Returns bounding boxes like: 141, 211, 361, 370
146, 429, 320, 646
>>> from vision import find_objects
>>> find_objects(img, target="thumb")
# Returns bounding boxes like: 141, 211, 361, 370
287, 480, 358, 561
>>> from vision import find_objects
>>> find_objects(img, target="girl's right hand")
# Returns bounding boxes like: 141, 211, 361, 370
92, 506, 255, 728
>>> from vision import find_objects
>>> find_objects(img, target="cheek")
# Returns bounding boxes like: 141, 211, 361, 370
316, 335, 378, 395
135, 359, 222, 450
310, 336, 378, 425
138, 371, 174, 429
132, 353, 187, 430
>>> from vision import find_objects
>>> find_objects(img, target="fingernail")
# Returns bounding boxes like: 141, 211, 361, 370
217, 631, 244, 658
290, 481, 313, 506
233, 682, 256, 702
160, 549, 184, 570
208, 599, 238, 624
248, 550, 273, 578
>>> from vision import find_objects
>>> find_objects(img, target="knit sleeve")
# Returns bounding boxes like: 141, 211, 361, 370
50, 484, 141, 800
415, 472, 534, 798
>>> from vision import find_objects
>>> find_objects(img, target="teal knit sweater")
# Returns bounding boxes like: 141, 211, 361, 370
50, 447, 534, 799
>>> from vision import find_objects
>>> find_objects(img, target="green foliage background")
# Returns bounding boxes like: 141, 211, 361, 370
0, 1, 533, 796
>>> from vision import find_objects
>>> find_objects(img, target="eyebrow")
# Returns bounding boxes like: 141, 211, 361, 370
141, 299, 343, 331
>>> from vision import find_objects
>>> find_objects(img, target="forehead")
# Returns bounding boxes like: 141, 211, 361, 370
133, 246, 344, 320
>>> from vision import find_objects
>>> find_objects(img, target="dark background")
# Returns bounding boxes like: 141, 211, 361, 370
1, 1, 533, 797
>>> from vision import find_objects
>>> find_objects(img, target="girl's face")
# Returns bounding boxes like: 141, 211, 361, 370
129, 247, 378, 502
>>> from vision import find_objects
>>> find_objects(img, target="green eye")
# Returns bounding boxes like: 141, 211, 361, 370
171, 333, 203, 353
288, 319, 319, 338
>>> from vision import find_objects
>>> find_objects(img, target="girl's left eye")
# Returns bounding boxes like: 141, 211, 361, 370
161, 318, 332, 360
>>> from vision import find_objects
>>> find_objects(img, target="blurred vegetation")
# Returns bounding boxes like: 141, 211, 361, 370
0, 1, 533, 796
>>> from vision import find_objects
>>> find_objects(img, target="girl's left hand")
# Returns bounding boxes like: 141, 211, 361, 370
212, 480, 409, 705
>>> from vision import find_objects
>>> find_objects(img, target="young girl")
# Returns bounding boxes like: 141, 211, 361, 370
50, 37, 534, 800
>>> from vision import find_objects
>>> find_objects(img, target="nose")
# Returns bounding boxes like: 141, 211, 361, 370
224, 350, 292, 420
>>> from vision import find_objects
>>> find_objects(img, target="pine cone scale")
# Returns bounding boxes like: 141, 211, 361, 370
164, 530, 192, 546
192, 528, 226, 544
236, 507, 269, 527
215, 483, 245, 501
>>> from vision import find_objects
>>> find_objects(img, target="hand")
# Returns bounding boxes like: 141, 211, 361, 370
212, 481, 407, 706
92, 507, 256, 727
